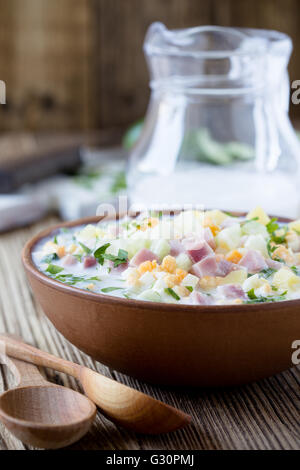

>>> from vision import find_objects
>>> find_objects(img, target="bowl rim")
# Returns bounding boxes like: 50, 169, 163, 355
22, 213, 300, 314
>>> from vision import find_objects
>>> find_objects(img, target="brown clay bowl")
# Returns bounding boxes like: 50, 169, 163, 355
22, 215, 300, 387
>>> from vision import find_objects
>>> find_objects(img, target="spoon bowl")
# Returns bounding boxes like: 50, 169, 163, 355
0, 334, 191, 434
0, 354, 96, 449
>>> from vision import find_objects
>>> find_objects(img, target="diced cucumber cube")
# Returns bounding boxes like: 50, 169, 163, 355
126, 239, 151, 259
176, 253, 192, 271
137, 289, 161, 302
151, 239, 170, 261
241, 221, 268, 238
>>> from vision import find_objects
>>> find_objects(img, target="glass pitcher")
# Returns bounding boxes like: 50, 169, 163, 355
127, 23, 300, 218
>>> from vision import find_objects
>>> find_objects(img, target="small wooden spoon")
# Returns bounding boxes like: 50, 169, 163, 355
0, 354, 96, 449
0, 334, 191, 434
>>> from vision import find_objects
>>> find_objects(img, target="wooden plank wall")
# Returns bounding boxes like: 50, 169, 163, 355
0, 0, 299, 132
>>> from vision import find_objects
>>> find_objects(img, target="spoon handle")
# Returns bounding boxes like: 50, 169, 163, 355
0, 334, 81, 379
1, 355, 48, 387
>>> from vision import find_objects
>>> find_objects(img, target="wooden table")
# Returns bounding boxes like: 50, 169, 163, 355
0, 217, 299, 451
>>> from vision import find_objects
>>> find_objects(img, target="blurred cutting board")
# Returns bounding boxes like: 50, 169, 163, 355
0, 133, 83, 192
0, 129, 124, 193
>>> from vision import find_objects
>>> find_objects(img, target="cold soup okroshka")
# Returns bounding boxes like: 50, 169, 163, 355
33, 207, 300, 305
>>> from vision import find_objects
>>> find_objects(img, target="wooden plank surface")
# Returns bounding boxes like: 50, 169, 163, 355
0, 217, 299, 450
0, 0, 299, 132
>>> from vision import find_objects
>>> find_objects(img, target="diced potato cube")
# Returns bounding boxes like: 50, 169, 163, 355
216, 224, 241, 252
174, 210, 204, 237
243, 274, 269, 292
286, 231, 300, 252
173, 285, 190, 298
181, 273, 199, 290
273, 267, 300, 292
153, 278, 168, 290
289, 219, 300, 233
43, 241, 58, 254
206, 209, 229, 225
139, 272, 156, 289
77, 224, 97, 240
246, 206, 270, 226
244, 234, 268, 257
219, 270, 247, 286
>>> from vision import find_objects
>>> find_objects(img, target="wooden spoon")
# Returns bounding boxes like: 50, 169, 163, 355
0, 354, 96, 449
0, 334, 191, 434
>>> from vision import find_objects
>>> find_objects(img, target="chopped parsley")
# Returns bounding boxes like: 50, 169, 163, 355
266, 217, 288, 245
267, 239, 277, 258
46, 264, 64, 275
79, 242, 92, 254
240, 217, 259, 226
272, 226, 288, 244
94, 244, 128, 267
94, 243, 111, 265
260, 268, 276, 279
41, 253, 59, 264
246, 288, 287, 304
164, 287, 180, 301
266, 218, 279, 235
101, 287, 123, 293
290, 266, 299, 275
53, 235, 58, 244
123, 292, 132, 299
103, 249, 128, 268
185, 286, 194, 292
50, 273, 102, 286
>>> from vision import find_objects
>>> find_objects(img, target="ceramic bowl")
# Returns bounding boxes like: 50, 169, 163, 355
22, 215, 300, 387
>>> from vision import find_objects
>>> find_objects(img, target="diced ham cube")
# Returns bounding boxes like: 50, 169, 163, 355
216, 259, 236, 277
169, 239, 184, 257
217, 284, 247, 300
238, 250, 267, 274
188, 291, 213, 305
184, 240, 213, 263
83, 256, 97, 268
130, 249, 159, 267
63, 255, 77, 267
191, 255, 218, 278
265, 258, 283, 270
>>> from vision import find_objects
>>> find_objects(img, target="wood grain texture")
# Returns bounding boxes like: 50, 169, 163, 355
0, 217, 299, 449
0, 0, 299, 132
0, 335, 191, 435
0, 354, 96, 449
